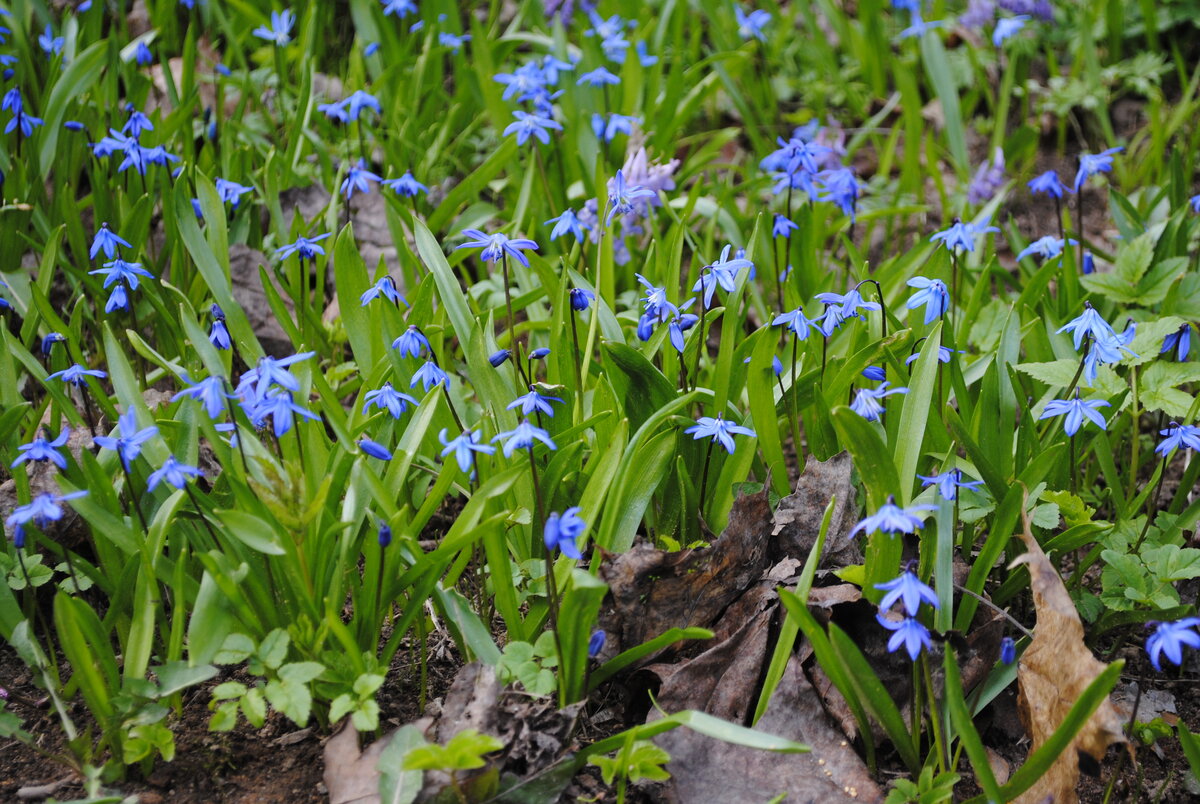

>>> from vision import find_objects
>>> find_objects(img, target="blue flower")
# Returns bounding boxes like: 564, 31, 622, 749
546, 209, 590, 242
48, 364, 107, 387
38, 25, 64, 57
381, 0, 417, 17
636, 274, 681, 320
251, 389, 321, 437
215, 178, 254, 208
904, 345, 961, 365
684, 414, 756, 454
12, 429, 70, 470
1028, 169, 1068, 199
592, 112, 639, 143
862, 365, 887, 382
392, 326, 430, 358
636, 41, 658, 67
209, 306, 231, 350
772, 214, 799, 238
772, 306, 820, 340
992, 14, 1028, 46
376, 520, 392, 547
90, 223, 132, 260
122, 108, 154, 138
817, 168, 860, 220
851, 496, 935, 538
570, 287, 595, 311
1156, 423, 1200, 456
917, 469, 984, 501
362, 381, 419, 419
456, 229, 540, 268
735, 6, 771, 41
89, 257, 154, 290
172, 375, 232, 420
438, 32, 470, 53
253, 8, 295, 45
1016, 236, 1077, 261
383, 171, 429, 198
105, 283, 129, 314
875, 570, 939, 617
357, 438, 393, 461
503, 110, 563, 146
898, 15, 947, 39
1039, 392, 1110, 436
410, 361, 449, 391
241, 352, 316, 401
606, 169, 656, 225
850, 382, 908, 422
577, 66, 620, 86
94, 409, 159, 471
693, 245, 752, 308
5, 491, 88, 532
1161, 323, 1191, 362
275, 233, 330, 261
1073, 147, 1123, 192
508, 387, 564, 417
589, 630, 607, 658
905, 277, 948, 324
814, 288, 881, 333
1191, 194, 1200, 213
493, 420, 557, 457
544, 507, 586, 559
1057, 304, 1116, 351
5, 109, 44, 138
1145, 618, 1200, 671
361, 276, 409, 307
877, 613, 932, 660
529, 348, 551, 360
930, 218, 999, 252
340, 159, 382, 200
147, 456, 203, 491
488, 349, 512, 368
134, 41, 153, 66
1000, 636, 1017, 665
41, 333, 66, 357
439, 428, 496, 473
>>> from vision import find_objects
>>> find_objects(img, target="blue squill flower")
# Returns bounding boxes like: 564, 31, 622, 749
875, 570, 939, 617
917, 468, 984, 500
577, 67, 620, 87
504, 110, 562, 146
546, 209, 590, 242
1057, 304, 1116, 351
544, 507, 586, 559
773, 306, 820, 340
930, 218, 999, 252
862, 365, 887, 382
172, 375, 233, 420
439, 429, 495, 473
90, 223, 132, 260
253, 8, 295, 45
508, 387, 564, 417
1000, 636, 1017, 665
589, 630, 607, 658
147, 456, 203, 490
898, 15, 947, 39
606, 169, 656, 225
215, 178, 254, 208
357, 438, 393, 461
905, 277, 948, 324
1016, 236, 1077, 262
134, 41, 153, 65
692, 245, 753, 308
383, 171, 429, 197
381, 0, 416, 17
410, 361, 449, 391
1161, 323, 1192, 362
240, 352, 316, 401
1039, 392, 1109, 436
105, 283, 129, 313
904, 345, 962, 365
735, 6, 771, 41
48, 364, 107, 387
275, 233, 331, 261
1190, 194, 1200, 213
123, 108, 154, 138
570, 288, 595, 311
817, 167, 860, 220
41, 333, 66, 356
636, 41, 658, 67
361, 276, 408, 307
438, 32, 470, 53
814, 288, 881, 333
1156, 423, 1200, 456
391, 326, 430, 358
1028, 169, 1068, 199
363, 382, 419, 419
493, 420, 557, 457
456, 229, 539, 267
1073, 147, 1123, 192
94, 409, 158, 471
850, 496, 935, 538
992, 14, 1028, 46
684, 414, 756, 454
251, 389, 320, 437
12, 429, 70, 469
5, 491, 88, 533
489, 349, 512, 367
38, 25, 64, 57
209, 304, 231, 350
592, 112, 639, 143
90, 258, 154, 290
850, 382, 908, 421
340, 159, 382, 200
772, 214, 799, 238
1146, 618, 1200, 671
529, 348, 551, 359
877, 613, 932, 660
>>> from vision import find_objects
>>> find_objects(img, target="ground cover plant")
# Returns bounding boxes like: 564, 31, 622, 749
3, 0, 1200, 801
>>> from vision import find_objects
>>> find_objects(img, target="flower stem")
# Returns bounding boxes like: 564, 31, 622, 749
121, 461, 150, 533
698, 439, 716, 523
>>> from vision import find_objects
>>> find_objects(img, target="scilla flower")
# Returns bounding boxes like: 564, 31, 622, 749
905, 277, 948, 324
439, 429, 495, 473
875, 568, 939, 617
684, 414, 756, 454
1038, 391, 1109, 436
147, 456, 203, 491
1145, 618, 1200, 671
850, 496, 935, 539
544, 507, 586, 559
850, 382, 908, 422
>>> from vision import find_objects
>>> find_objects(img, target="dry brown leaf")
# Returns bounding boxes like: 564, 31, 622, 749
1011, 522, 1125, 804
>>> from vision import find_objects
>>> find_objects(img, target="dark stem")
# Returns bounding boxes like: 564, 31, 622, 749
183, 483, 221, 548
698, 439, 716, 523
1133, 453, 1170, 552
121, 461, 151, 533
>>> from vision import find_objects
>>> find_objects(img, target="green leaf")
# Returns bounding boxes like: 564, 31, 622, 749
38, 41, 109, 176
265, 677, 313, 727
894, 324, 941, 504
590, 627, 714, 691
378, 724, 428, 804
332, 224, 375, 370
215, 509, 286, 555
412, 217, 473, 347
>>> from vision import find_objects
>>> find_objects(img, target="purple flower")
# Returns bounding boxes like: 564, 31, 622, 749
147, 456, 203, 490
1038, 392, 1109, 436
12, 429, 70, 470
875, 570, 939, 617
358, 438, 393, 461
1073, 147, 1123, 192
1145, 618, 1200, 671
439, 429, 495, 473
850, 382, 908, 422
456, 229, 539, 268
1028, 169, 1068, 200
877, 613, 932, 660
683, 414, 756, 454
850, 496, 935, 538
544, 507, 586, 559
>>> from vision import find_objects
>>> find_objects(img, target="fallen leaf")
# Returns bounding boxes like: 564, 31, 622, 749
1011, 518, 1126, 804
771, 452, 862, 571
